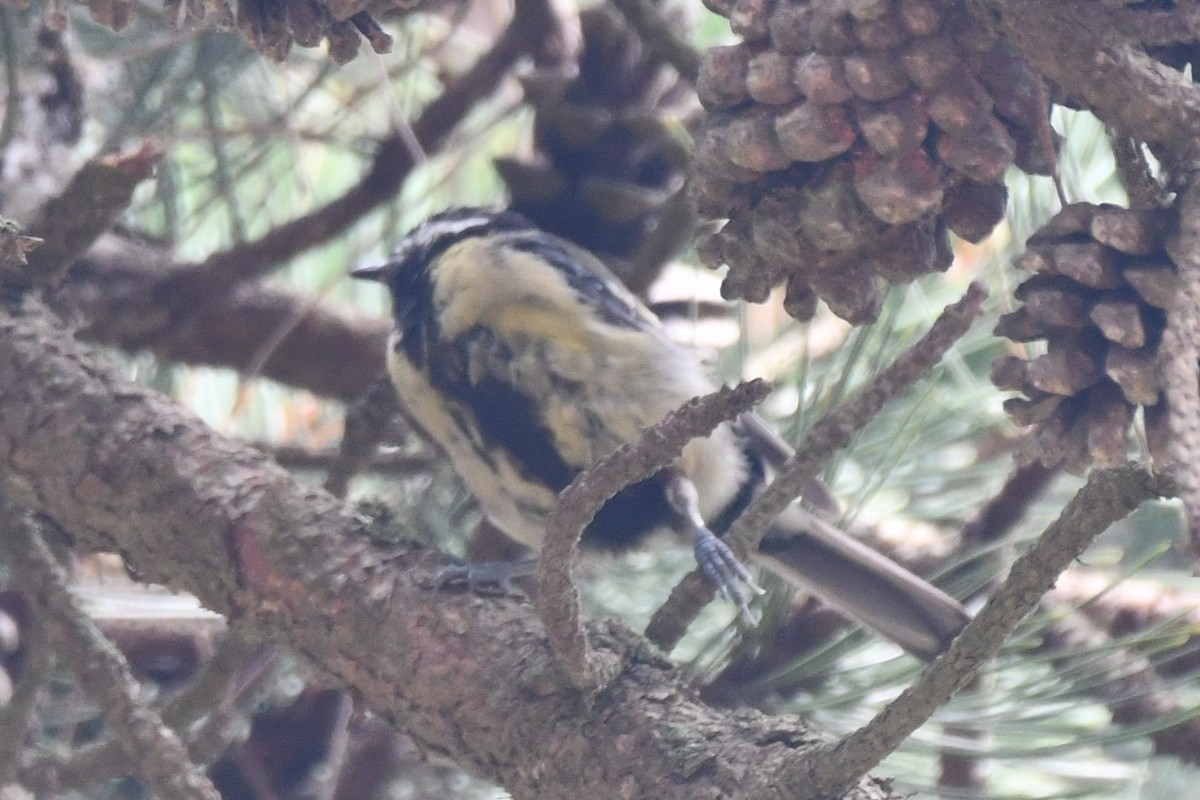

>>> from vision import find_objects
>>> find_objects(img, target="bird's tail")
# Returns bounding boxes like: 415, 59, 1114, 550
751, 506, 970, 660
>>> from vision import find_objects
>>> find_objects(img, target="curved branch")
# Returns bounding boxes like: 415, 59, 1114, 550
1163, 181, 1200, 552
539, 380, 770, 690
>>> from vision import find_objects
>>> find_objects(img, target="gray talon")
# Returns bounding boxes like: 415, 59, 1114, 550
435, 558, 538, 596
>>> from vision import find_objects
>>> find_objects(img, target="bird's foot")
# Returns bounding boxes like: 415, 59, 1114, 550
434, 557, 538, 596
693, 528, 764, 625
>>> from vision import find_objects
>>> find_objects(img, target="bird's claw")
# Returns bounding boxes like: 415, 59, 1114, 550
693, 530, 764, 625
433, 558, 537, 596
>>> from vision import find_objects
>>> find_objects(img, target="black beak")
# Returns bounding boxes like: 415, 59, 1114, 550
350, 263, 389, 282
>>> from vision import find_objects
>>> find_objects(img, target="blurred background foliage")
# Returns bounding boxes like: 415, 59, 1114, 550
0, 1, 1198, 799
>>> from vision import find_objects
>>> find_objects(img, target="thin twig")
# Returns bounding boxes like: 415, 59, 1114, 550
0, 509, 222, 800
624, 186, 696, 294
1109, 131, 1164, 209
789, 465, 1171, 800
946, 460, 1059, 597
729, 284, 986, 550
265, 441, 430, 476
305, 691, 354, 800
176, 133, 407, 291
539, 380, 772, 690
0, 592, 48, 785
199, 74, 247, 244
1053, 570, 1200, 679
645, 283, 988, 652
1038, 597, 1200, 764
35, 25, 84, 144
182, 645, 280, 766
322, 375, 404, 498
18, 631, 274, 795
1162, 181, 1200, 552
161, 632, 263, 732
936, 674, 988, 796
231, 279, 335, 415
0, 8, 24, 156
178, 0, 565, 293
961, 461, 1058, 547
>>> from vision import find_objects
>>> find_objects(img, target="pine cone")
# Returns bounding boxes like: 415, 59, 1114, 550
155, 0, 411, 63
992, 202, 1176, 473
692, 0, 1055, 324
496, 5, 695, 294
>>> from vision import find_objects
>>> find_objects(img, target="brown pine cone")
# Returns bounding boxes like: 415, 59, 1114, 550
155, 0, 409, 62
497, 5, 695, 294
692, 0, 1055, 324
992, 202, 1176, 473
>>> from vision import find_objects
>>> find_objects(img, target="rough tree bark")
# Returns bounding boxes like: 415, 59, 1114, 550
0, 300, 904, 800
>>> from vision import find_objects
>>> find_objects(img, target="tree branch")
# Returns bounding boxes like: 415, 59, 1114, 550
608, 0, 700, 83
174, 0, 570, 293
320, 376, 404, 496
1112, 5, 1200, 47
0, 591, 47, 786
51, 235, 388, 402
1163, 180, 1200, 551
646, 283, 987, 651
0, 508, 221, 800
19, 144, 156, 287
791, 466, 1171, 800
539, 380, 770, 690
0, 297, 902, 800
976, 0, 1200, 152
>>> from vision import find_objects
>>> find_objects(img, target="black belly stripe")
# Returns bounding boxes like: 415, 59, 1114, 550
465, 374, 576, 493
583, 472, 677, 551
706, 445, 763, 537
408, 332, 680, 549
